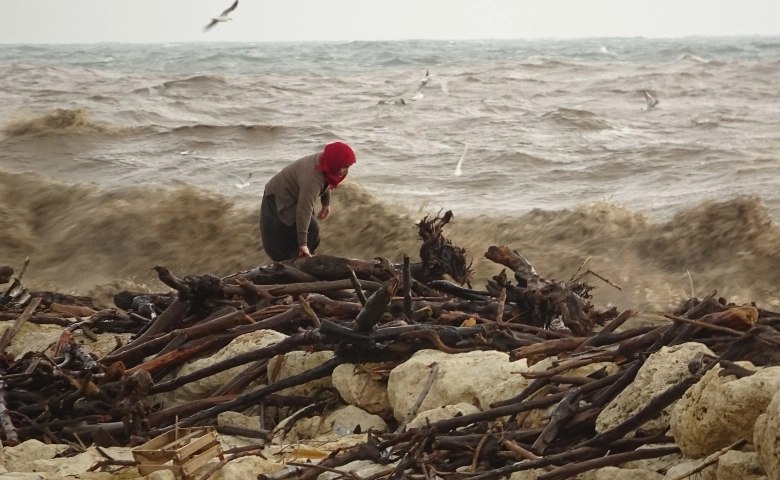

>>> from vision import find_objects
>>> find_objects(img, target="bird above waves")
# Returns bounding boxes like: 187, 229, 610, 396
643, 90, 659, 111
453, 143, 468, 177
204, 0, 239, 32
228, 172, 252, 189
412, 69, 449, 100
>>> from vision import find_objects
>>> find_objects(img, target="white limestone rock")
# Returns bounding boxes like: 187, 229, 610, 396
387, 350, 534, 421
332, 363, 392, 417
754, 389, 780, 480
267, 350, 336, 397
671, 364, 780, 458
596, 343, 714, 436
167, 329, 288, 406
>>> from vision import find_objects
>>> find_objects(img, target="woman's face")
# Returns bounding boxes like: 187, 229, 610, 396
336, 165, 351, 177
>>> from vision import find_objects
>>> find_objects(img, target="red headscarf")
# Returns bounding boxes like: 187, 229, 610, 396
316, 142, 356, 189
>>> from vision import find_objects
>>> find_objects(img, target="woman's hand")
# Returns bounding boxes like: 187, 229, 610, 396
317, 206, 331, 220
298, 246, 312, 258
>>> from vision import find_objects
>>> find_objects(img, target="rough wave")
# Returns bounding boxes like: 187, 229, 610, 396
2, 170, 779, 312
2, 109, 117, 137
544, 108, 611, 131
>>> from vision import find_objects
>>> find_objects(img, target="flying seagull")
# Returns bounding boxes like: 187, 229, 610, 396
204, 0, 239, 32
411, 69, 449, 101
453, 143, 468, 177
229, 172, 252, 189
643, 90, 659, 110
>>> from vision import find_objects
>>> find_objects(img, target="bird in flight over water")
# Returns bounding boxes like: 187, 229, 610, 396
204, 0, 239, 32
643, 90, 659, 111
410, 69, 449, 101
453, 143, 468, 177
229, 172, 252, 189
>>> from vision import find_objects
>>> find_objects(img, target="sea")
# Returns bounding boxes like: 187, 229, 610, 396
2, 37, 780, 312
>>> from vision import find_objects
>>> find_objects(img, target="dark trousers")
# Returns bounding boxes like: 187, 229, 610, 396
259, 194, 320, 262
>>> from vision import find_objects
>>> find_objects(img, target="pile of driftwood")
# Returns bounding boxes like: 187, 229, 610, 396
1, 211, 779, 480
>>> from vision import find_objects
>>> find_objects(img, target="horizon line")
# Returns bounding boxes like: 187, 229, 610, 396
2, 34, 780, 46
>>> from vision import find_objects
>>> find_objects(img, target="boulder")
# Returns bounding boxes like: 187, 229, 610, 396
662, 460, 717, 480
211, 455, 285, 480
275, 405, 387, 442
167, 329, 288, 406
217, 411, 262, 430
510, 469, 549, 480
2, 440, 68, 472
28, 447, 134, 477
579, 467, 663, 480
754, 389, 780, 480
671, 364, 780, 458
0, 321, 61, 358
332, 363, 392, 417
267, 350, 336, 397
716, 450, 766, 480
147, 471, 177, 480
596, 343, 714, 436
316, 460, 394, 480
387, 350, 533, 421
407, 403, 481, 430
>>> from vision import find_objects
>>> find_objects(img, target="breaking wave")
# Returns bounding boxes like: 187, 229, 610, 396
1, 108, 144, 138
2, 169, 779, 312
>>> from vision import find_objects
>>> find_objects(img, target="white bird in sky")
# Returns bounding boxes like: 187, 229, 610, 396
643, 90, 659, 111
204, 0, 239, 32
411, 69, 449, 101
453, 143, 468, 177
228, 172, 252, 189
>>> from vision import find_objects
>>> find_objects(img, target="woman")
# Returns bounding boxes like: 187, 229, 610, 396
260, 142, 356, 261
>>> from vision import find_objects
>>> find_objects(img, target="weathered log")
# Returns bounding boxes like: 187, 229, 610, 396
29, 291, 94, 308
538, 446, 681, 480
403, 254, 413, 320
0, 312, 75, 326
484, 246, 603, 335
397, 362, 439, 433
50, 303, 97, 318
260, 279, 382, 296
146, 396, 239, 428
468, 446, 603, 480
127, 298, 190, 347
416, 210, 472, 285
0, 380, 19, 445
426, 280, 492, 301
215, 425, 272, 440
289, 255, 382, 281
510, 337, 587, 361
589, 360, 643, 409
347, 267, 368, 306
101, 305, 256, 366
223, 262, 318, 285
485, 246, 549, 289
0, 297, 42, 354
213, 359, 269, 397
355, 277, 399, 332
532, 388, 582, 453
573, 309, 636, 354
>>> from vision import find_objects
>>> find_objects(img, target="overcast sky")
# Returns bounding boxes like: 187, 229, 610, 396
1, 0, 778, 44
